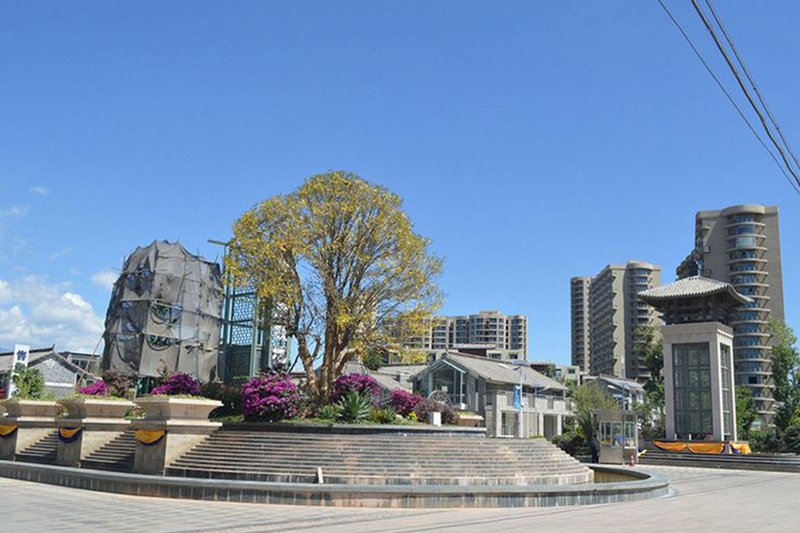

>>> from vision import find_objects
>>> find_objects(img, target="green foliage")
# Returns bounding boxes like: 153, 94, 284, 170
572, 382, 619, 442
228, 171, 443, 403
768, 320, 800, 432
552, 430, 589, 457
362, 350, 385, 371
316, 404, 338, 421
736, 385, 758, 440
370, 407, 397, 424
784, 423, 800, 454
202, 382, 243, 418
634, 326, 664, 406
334, 392, 373, 423
11, 364, 45, 399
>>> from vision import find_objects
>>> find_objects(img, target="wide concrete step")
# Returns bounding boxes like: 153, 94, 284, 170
80, 431, 135, 472
170, 456, 587, 473
165, 466, 592, 486
640, 450, 800, 472
15, 432, 58, 464
165, 429, 591, 486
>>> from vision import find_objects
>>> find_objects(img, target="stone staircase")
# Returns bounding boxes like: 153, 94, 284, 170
639, 449, 800, 473
167, 430, 593, 486
80, 431, 136, 472
15, 431, 58, 464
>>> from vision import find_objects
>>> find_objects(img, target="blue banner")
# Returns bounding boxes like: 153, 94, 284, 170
513, 384, 522, 410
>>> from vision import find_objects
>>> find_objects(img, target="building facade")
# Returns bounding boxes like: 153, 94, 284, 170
398, 310, 528, 361
676, 204, 784, 418
570, 277, 592, 372
575, 261, 661, 380
412, 352, 571, 439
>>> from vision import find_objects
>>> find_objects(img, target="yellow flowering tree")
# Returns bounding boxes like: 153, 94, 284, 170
228, 171, 442, 402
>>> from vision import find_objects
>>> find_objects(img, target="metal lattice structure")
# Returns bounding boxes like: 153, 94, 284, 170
217, 252, 290, 383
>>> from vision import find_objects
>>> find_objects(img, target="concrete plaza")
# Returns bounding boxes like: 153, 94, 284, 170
1, 466, 798, 532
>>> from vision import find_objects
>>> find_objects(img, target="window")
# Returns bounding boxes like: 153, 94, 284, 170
720, 344, 733, 438
673, 343, 713, 437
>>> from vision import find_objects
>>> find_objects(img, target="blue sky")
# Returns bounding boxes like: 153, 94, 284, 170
0, 1, 797, 362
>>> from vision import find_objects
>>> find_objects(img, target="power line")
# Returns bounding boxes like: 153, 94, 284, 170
689, 0, 800, 193
655, 0, 800, 196
702, 0, 800, 173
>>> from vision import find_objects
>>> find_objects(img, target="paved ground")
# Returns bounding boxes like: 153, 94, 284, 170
1, 466, 798, 532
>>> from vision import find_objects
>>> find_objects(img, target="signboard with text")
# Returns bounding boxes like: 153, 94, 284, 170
6, 344, 31, 398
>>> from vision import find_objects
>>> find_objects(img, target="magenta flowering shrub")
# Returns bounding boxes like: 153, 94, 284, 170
79, 380, 110, 396
389, 389, 424, 417
330, 373, 380, 403
242, 373, 301, 422
151, 373, 202, 396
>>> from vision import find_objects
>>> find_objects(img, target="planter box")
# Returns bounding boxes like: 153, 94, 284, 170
456, 413, 484, 428
136, 397, 222, 422
2, 399, 61, 419
59, 398, 135, 420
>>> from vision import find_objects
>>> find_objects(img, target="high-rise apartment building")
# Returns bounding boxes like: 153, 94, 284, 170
570, 277, 592, 373
676, 204, 784, 418
397, 310, 528, 360
572, 261, 662, 380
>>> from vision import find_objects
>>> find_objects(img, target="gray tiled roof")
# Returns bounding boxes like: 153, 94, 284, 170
0, 347, 91, 377
594, 375, 645, 393
421, 352, 566, 391
638, 276, 752, 304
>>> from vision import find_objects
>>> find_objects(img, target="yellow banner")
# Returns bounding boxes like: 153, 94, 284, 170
687, 442, 725, 454
58, 427, 82, 439
0, 424, 18, 437
653, 441, 688, 452
731, 442, 752, 455
135, 429, 166, 445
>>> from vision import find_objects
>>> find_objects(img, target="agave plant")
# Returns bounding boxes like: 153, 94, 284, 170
334, 392, 373, 423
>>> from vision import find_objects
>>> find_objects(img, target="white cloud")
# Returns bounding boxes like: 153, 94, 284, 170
0, 276, 104, 353
48, 247, 73, 261
91, 270, 118, 291
30, 186, 49, 196
0, 205, 29, 218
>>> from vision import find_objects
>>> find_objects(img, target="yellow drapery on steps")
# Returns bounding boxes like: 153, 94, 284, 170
653, 441, 688, 452
730, 442, 752, 455
687, 442, 725, 454
0, 424, 18, 437
134, 429, 166, 446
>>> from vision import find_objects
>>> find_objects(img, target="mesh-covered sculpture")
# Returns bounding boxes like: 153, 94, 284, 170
101, 240, 223, 381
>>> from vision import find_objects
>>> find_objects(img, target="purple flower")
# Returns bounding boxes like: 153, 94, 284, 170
151, 373, 202, 396
241, 373, 301, 422
79, 380, 110, 396
389, 389, 423, 417
330, 373, 380, 403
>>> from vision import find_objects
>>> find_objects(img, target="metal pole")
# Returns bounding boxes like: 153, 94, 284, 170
517, 368, 524, 438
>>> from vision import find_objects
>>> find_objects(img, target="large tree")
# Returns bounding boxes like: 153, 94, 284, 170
228, 172, 442, 401
768, 319, 800, 431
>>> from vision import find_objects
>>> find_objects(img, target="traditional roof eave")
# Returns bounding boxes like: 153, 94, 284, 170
639, 275, 752, 306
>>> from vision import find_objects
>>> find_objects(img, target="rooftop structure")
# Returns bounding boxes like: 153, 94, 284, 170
639, 276, 752, 325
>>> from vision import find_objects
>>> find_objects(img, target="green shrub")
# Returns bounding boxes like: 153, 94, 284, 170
370, 407, 397, 424
316, 404, 338, 421
783, 423, 800, 453
11, 364, 45, 399
202, 382, 242, 418
334, 392, 373, 423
